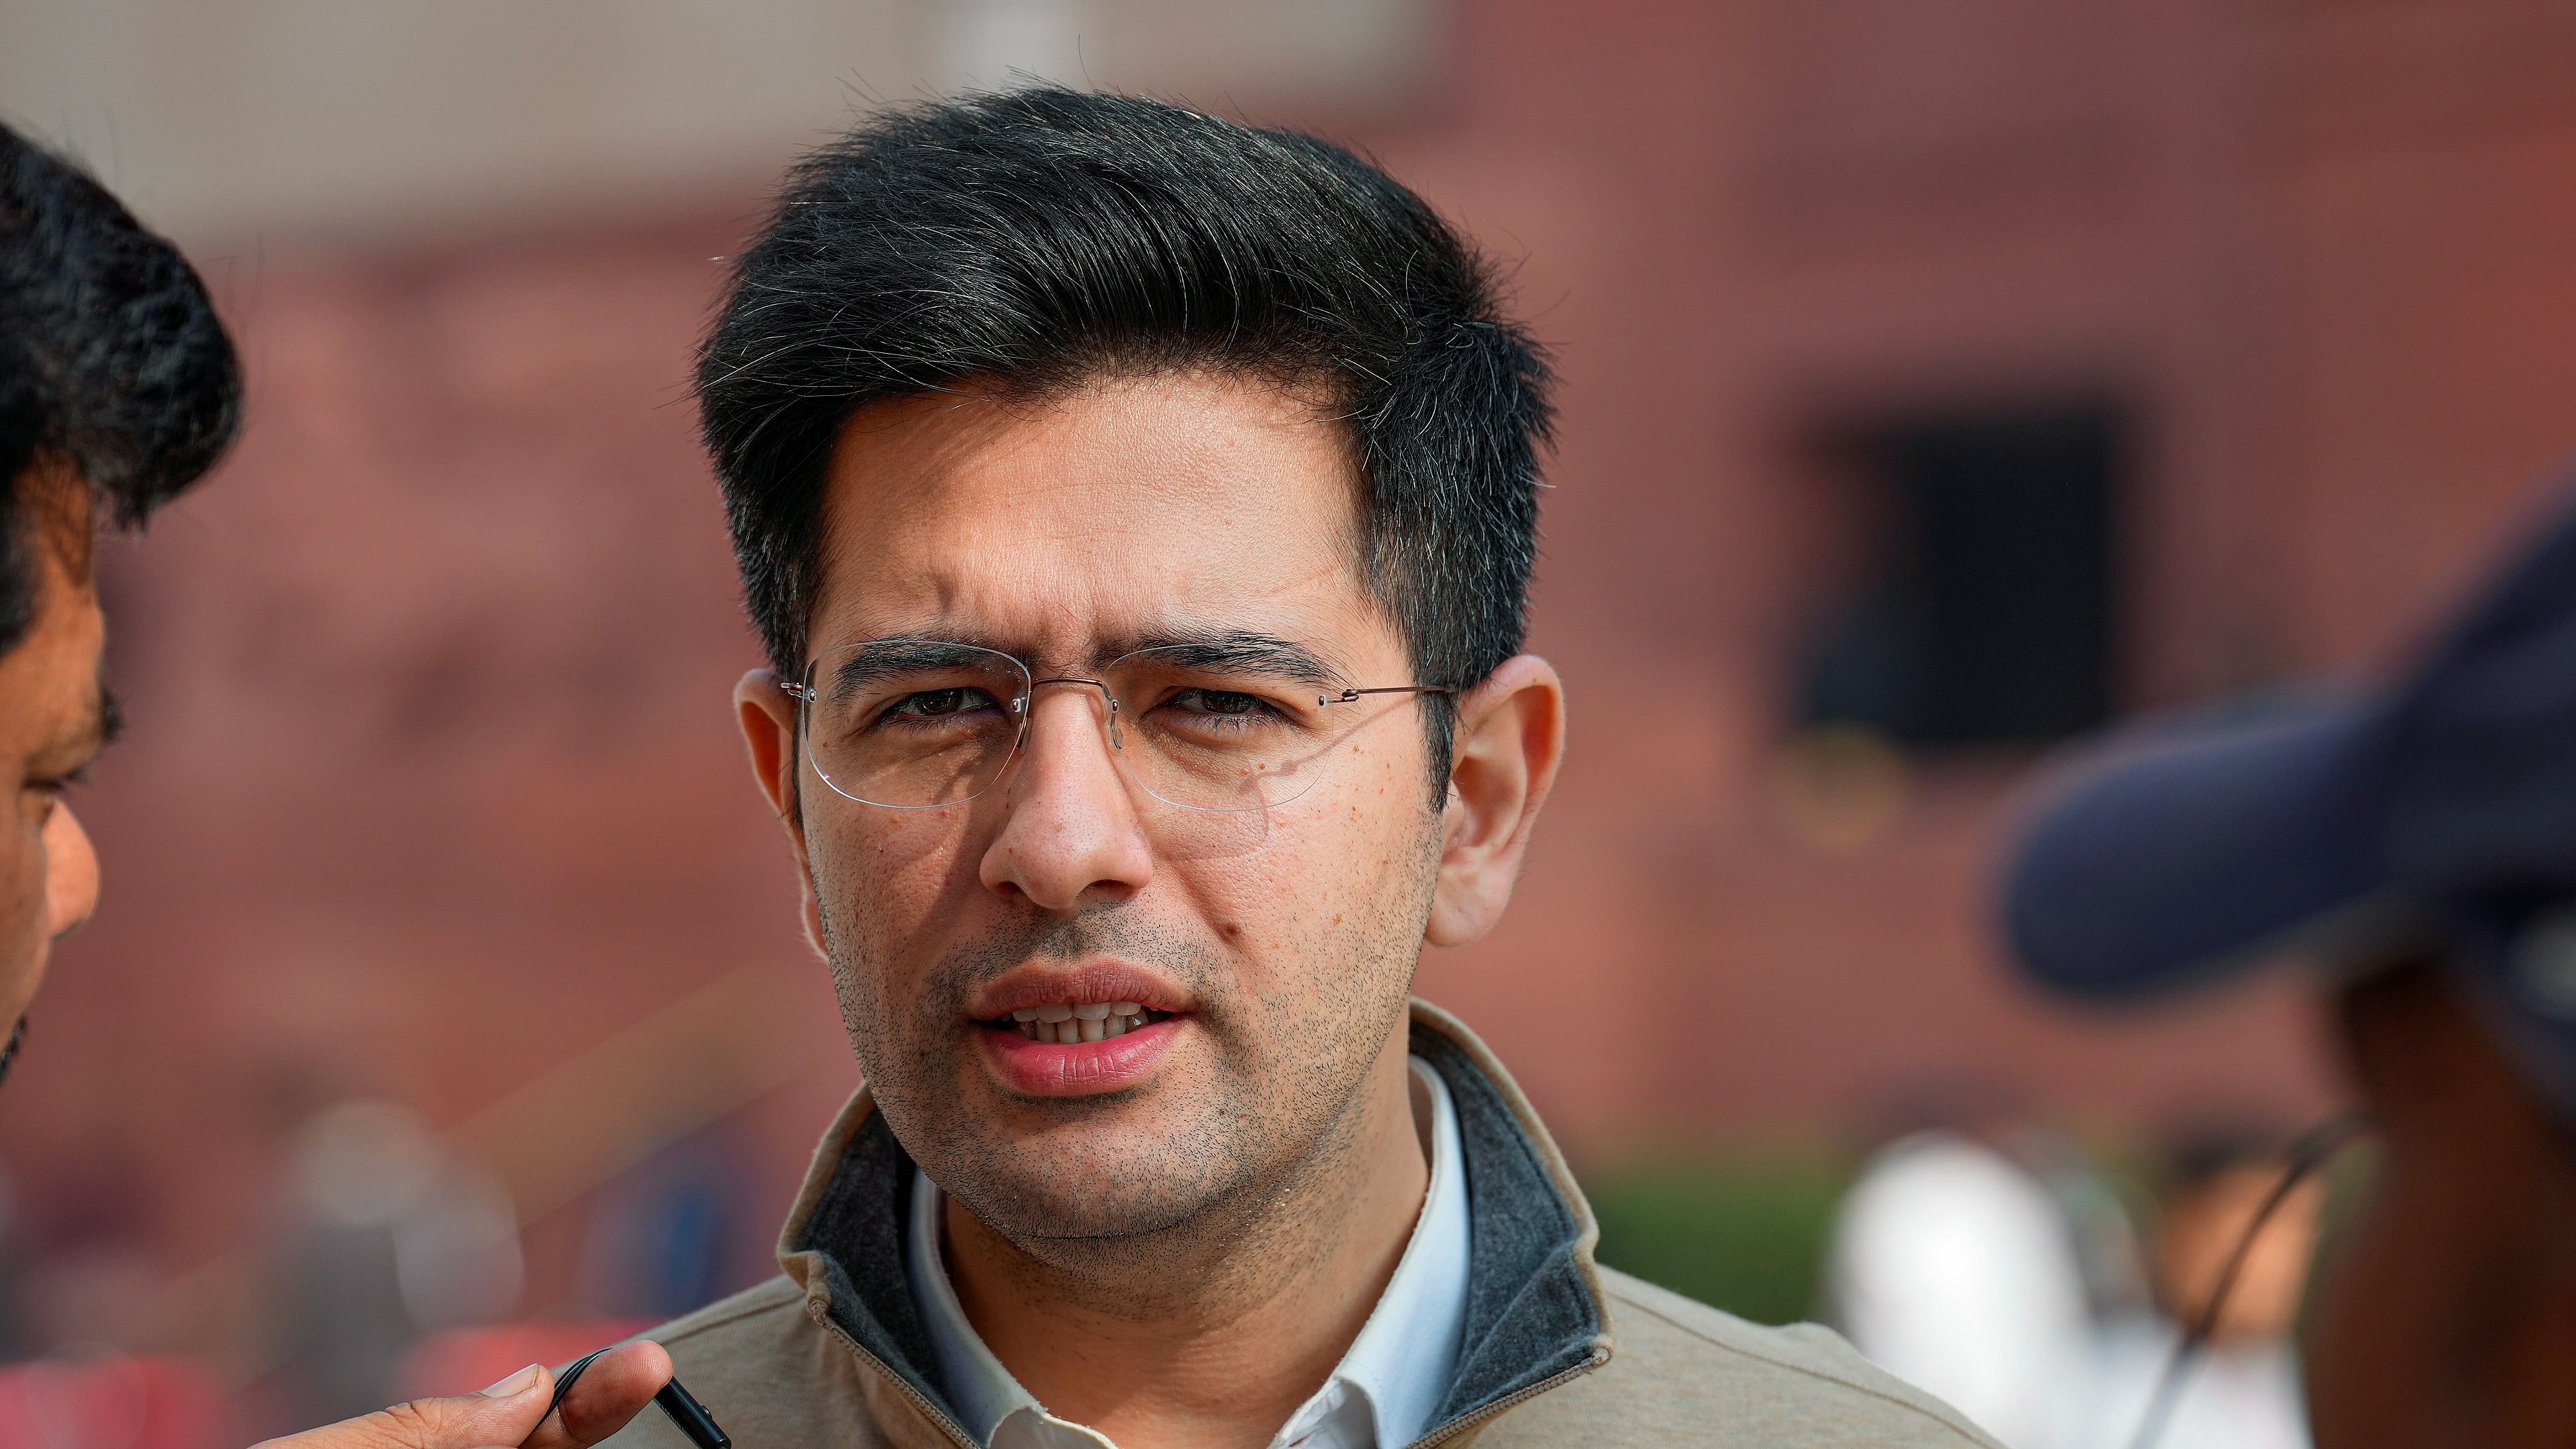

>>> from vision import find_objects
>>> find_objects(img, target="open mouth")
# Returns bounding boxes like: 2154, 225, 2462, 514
983, 1002, 1178, 1044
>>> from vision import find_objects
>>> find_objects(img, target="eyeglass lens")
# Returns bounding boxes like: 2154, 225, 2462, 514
799, 640, 1401, 813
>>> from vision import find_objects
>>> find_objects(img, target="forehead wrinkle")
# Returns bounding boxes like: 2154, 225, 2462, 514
833, 374, 1355, 548
823, 513, 1375, 665
814, 551, 1391, 682
832, 376, 1338, 545
811, 369, 1392, 674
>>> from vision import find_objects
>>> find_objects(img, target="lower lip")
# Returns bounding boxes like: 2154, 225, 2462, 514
980, 1017, 1183, 1095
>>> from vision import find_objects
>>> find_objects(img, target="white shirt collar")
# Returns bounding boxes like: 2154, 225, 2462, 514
906, 1056, 1473, 1449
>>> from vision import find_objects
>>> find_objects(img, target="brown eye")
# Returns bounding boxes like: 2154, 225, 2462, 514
887, 688, 997, 721
1162, 689, 1287, 731
1183, 690, 1266, 716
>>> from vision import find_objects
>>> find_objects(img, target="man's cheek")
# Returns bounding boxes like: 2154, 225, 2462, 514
1174, 846, 1336, 972
818, 828, 961, 956
1179, 846, 1407, 1014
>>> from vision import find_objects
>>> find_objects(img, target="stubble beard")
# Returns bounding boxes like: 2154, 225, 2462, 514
812, 833, 1439, 1299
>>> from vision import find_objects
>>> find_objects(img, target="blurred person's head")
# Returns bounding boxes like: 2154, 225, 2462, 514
0, 124, 239, 1079
2002, 479, 2576, 1447
703, 89, 1563, 1258
2148, 1130, 2322, 1344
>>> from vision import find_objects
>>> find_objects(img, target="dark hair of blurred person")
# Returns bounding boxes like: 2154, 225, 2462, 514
0, 120, 239, 1075
2004, 481, 2576, 1448
671, 88, 2000, 1449
0, 118, 674, 1449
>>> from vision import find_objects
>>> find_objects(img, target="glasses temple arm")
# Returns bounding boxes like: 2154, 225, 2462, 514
1318, 684, 1455, 706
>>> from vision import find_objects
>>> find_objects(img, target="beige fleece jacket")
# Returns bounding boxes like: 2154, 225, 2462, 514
603, 1002, 2003, 1449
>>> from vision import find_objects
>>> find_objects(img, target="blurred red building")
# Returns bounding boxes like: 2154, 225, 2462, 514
9, 0, 2576, 1356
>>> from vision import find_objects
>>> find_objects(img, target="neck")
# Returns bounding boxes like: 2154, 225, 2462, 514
942, 1024, 1430, 1449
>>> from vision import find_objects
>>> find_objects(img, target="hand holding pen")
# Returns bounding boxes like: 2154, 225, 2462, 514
250, 1340, 684, 1449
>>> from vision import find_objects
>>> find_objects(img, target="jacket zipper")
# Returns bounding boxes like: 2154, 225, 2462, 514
815, 1310, 985, 1449
1405, 1346, 1610, 1448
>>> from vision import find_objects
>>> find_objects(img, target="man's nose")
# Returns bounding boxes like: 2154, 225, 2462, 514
978, 686, 1153, 913
42, 803, 98, 940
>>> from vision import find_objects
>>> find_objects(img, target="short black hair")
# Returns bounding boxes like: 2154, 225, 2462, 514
698, 88, 1554, 768
0, 122, 240, 652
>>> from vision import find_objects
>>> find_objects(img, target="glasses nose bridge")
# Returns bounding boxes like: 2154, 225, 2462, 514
1020, 674, 1125, 754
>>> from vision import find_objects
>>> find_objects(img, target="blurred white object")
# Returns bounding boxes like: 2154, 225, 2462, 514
276, 1098, 525, 1421
1827, 1131, 2091, 1449
2081, 1313, 2308, 1449
291, 1098, 524, 1330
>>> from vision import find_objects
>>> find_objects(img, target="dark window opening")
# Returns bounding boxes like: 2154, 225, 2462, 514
1797, 401, 2122, 748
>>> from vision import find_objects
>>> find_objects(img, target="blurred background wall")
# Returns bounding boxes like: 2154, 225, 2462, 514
6, 0, 2576, 1436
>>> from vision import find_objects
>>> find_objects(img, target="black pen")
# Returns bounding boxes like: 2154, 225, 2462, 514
549, 1346, 731, 1449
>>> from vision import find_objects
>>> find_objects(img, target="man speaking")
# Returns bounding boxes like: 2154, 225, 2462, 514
614, 89, 1997, 1449
0, 121, 671, 1449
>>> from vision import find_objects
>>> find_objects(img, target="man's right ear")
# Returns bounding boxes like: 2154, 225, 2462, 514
736, 667, 829, 960
735, 668, 803, 833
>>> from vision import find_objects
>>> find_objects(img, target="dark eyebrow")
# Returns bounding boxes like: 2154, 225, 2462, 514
823, 638, 1010, 698
1111, 631, 1344, 686
808, 629, 1349, 697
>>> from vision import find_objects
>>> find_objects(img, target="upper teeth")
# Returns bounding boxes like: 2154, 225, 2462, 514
1009, 1002, 1147, 1043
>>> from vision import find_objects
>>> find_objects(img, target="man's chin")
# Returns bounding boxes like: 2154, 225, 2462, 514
931, 1103, 1259, 1242
956, 1156, 1234, 1242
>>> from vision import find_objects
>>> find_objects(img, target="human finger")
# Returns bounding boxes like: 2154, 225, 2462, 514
249, 1363, 556, 1449
521, 1340, 674, 1449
